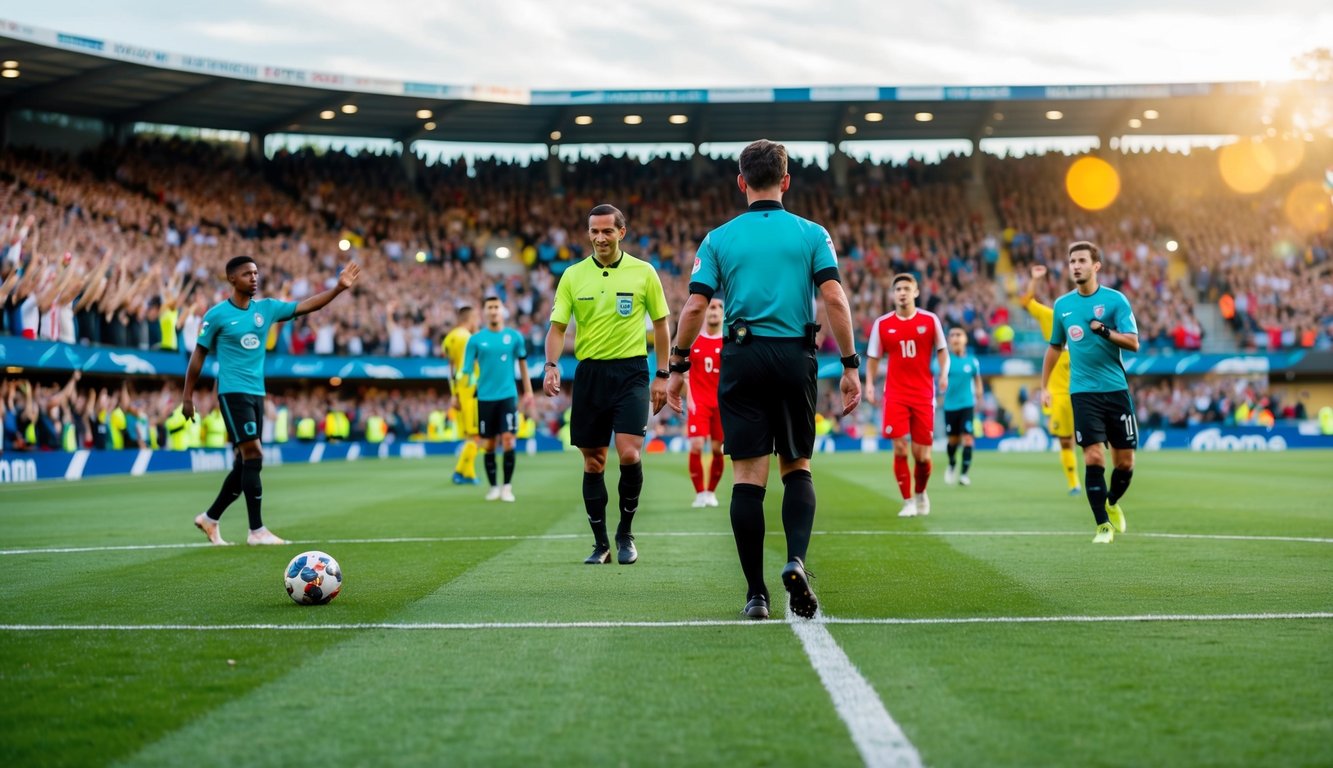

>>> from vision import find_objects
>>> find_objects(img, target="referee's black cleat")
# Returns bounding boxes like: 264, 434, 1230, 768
584, 543, 612, 565
742, 594, 770, 620
782, 557, 818, 619
615, 533, 638, 565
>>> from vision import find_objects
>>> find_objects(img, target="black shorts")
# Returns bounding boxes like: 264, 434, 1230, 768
570, 356, 649, 449
944, 407, 974, 437
478, 397, 519, 438
718, 339, 816, 461
218, 393, 265, 445
1071, 390, 1138, 449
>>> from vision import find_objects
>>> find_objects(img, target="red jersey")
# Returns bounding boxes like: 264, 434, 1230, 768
687, 333, 723, 408
867, 309, 946, 402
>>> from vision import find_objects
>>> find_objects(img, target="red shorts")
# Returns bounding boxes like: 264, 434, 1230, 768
688, 400, 724, 442
882, 398, 934, 444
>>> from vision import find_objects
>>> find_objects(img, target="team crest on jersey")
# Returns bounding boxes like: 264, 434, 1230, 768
254, 312, 265, 328
1093, 305, 1105, 319
616, 294, 633, 317
917, 325, 926, 334
1069, 325, 1085, 342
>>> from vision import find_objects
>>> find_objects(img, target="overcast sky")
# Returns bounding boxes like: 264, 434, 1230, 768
9, 1, 1331, 89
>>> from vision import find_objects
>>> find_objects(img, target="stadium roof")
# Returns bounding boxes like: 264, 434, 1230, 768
0, 19, 1311, 147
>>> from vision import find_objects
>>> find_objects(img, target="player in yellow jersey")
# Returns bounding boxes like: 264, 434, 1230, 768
1021, 264, 1081, 495
442, 305, 481, 484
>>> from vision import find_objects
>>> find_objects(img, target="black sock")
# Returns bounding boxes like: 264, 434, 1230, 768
731, 483, 768, 600
483, 451, 498, 486
781, 470, 816, 563
1085, 465, 1109, 525
502, 450, 515, 484
1109, 468, 1133, 506
205, 459, 243, 519
583, 471, 609, 546
241, 458, 264, 530
962, 446, 973, 473
947, 442, 958, 468
616, 461, 643, 538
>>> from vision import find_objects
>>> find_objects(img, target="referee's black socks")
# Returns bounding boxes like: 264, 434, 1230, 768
1109, 468, 1133, 506
616, 461, 643, 538
781, 470, 816, 564
583, 471, 609, 546
1085, 465, 1110, 525
731, 483, 768, 600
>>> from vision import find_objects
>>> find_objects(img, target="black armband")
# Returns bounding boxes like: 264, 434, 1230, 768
669, 359, 691, 374
1091, 323, 1114, 339
670, 346, 691, 358
655, 369, 670, 380
840, 353, 861, 370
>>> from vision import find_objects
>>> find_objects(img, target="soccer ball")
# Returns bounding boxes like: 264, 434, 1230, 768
284, 551, 342, 605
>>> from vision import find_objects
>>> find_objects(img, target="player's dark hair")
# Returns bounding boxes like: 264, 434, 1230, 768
891, 273, 918, 287
225, 255, 257, 275
1068, 240, 1102, 264
949, 326, 967, 336
588, 204, 626, 229
739, 139, 788, 190
457, 305, 474, 320
483, 295, 502, 305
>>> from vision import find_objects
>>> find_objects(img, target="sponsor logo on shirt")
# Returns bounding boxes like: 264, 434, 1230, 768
240, 333, 261, 350
1068, 325, 1085, 342
691, 257, 701, 275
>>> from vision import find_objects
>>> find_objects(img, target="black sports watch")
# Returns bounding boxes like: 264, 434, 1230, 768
655, 369, 670, 380
670, 345, 691, 358
840, 353, 861, 370
669, 359, 692, 374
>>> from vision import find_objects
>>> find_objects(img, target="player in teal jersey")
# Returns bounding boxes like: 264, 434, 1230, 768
942, 327, 984, 486
457, 296, 534, 502
1042, 241, 1139, 544
183, 255, 360, 546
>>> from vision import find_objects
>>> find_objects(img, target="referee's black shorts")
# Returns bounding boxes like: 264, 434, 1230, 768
570, 356, 650, 449
1071, 390, 1138, 449
718, 338, 817, 461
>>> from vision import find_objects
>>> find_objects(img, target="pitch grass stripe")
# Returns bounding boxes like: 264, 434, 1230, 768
2, 613, 1329, 632
4, 529, 1332, 557
790, 613, 923, 768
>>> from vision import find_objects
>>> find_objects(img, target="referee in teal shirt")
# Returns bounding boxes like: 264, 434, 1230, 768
665, 139, 861, 621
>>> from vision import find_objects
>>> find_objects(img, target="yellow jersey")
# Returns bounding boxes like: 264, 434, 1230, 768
1023, 297, 1071, 395
442, 326, 478, 395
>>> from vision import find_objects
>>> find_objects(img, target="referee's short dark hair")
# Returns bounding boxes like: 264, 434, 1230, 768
1068, 240, 1102, 263
225, 255, 257, 275
588, 204, 626, 229
739, 139, 788, 190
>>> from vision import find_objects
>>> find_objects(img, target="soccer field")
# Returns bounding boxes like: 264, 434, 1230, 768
2, 450, 1331, 767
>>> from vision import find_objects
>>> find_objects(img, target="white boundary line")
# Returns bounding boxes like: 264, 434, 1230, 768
3, 529, 1330, 557
790, 611, 923, 768
1, 612, 1328, 632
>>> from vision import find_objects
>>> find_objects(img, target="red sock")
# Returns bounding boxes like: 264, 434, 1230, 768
707, 453, 725, 491
914, 459, 932, 493
689, 452, 704, 493
894, 455, 912, 499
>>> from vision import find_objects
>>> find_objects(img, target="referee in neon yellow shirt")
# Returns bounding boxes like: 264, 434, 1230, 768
544, 204, 670, 566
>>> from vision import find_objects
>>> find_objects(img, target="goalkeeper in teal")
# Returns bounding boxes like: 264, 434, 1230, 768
1042, 241, 1139, 544
182, 255, 361, 546
455, 295, 535, 502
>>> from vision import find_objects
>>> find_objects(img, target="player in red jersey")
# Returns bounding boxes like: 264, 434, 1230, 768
684, 297, 726, 507
864, 274, 948, 517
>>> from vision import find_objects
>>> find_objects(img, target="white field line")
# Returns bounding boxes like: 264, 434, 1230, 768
790, 611, 923, 768
1, 612, 1329, 632
3, 529, 1331, 557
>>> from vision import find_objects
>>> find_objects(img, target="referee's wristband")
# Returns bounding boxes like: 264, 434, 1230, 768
670, 345, 691, 359
1091, 324, 1114, 339
840, 353, 861, 370
669, 359, 691, 374
544, 362, 558, 369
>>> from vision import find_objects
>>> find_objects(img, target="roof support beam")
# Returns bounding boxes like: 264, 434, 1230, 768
10, 63, 139, 109
110, 79, 239, 125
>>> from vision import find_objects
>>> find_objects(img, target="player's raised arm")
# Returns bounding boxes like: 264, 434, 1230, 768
294, 262, 360, 317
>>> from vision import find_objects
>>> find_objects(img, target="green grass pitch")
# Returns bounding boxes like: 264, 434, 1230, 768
2, 450, 1331, 767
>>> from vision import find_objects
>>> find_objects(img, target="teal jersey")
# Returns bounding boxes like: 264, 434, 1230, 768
1048, 286, 1138, 394
197, 297, 297, 395
943, 352, 980, 411
689, 201, 839, 338
462, 326, 527, 401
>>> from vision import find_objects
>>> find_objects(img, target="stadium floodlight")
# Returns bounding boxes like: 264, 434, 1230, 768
624, 115, 642, 125
914, 112, 933, 122
1144, 109, 1160, 120
1046, 110, 1064, 120
864, 112, 884, 122
341, 104, 358, 114
0, 68, 18, 79
668, 114, 688, 125
1166, 240, 1179, 252
1129, 118, 1143, 128
416, 109, 433, 119
574, 115, 593, 125
1, 60, 16, 68
550, 130, 562, 141
338, 239, 352, 251
844, 125, 857, 134
993, 112, 1005, 121
424, 121, 437, 130
319, 110, 336, 119
495, 246, 512, 259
